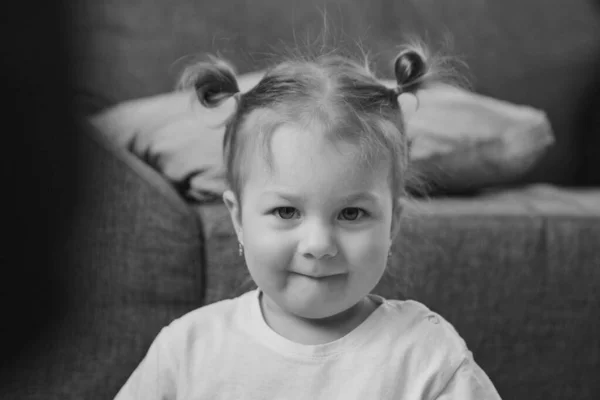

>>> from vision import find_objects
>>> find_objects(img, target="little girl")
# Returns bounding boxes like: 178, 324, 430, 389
115, 44, 502, 399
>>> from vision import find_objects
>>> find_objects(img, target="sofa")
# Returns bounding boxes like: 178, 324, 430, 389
8, 0, 600, 399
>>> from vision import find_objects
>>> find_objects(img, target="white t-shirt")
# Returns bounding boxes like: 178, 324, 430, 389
115, 289, 502, 400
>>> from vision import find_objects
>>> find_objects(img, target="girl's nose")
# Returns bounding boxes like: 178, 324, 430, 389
298, 221, 338, 259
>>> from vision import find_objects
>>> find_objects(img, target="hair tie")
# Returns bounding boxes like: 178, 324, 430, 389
389, 86, 402, 104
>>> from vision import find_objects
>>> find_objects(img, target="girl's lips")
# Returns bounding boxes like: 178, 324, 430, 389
292, 271, 346, 280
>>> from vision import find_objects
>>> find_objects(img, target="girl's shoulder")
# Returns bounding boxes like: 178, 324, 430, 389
376, 297, 469, 357
370, 298, 490, 398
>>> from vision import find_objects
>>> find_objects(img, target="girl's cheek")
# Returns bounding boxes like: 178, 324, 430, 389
342, 228, 389, 259
249, 225, 296, 257
247, 234, 296, 277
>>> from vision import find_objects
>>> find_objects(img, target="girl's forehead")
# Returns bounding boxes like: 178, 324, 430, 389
245, 124, 391, 192
270, 123, 370, 159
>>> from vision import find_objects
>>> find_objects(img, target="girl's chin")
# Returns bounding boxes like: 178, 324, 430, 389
260, 276, 370, 321
281, 293, 362, 321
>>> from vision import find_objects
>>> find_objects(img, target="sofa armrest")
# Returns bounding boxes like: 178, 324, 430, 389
10, 121, 207, 400
68, 120, 205, 307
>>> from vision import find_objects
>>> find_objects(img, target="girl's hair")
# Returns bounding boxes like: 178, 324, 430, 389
177, 43, 445, 214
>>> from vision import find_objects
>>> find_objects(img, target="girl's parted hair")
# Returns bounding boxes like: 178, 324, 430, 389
177, 44, 443, 210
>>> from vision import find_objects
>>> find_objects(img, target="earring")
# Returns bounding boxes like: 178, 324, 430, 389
388, 249, 392, 258
238, 242, 244, 257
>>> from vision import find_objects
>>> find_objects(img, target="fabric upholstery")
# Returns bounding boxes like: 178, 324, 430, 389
66, 123, 205, 307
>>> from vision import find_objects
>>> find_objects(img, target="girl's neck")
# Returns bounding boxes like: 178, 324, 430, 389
259, 293, 378, 345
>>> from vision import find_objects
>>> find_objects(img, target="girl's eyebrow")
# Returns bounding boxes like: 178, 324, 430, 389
261, 190, 381, 204
260, 191, 304, 202
342, 192, 381, 204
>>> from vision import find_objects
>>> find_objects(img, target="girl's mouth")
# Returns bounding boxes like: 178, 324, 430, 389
292, 271, 346, 280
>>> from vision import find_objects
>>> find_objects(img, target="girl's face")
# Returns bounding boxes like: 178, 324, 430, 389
224, 124, 397, 322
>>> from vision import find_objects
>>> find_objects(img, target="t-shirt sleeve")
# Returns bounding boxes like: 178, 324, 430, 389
434, 352, 502, 400
113, 328, 178, 400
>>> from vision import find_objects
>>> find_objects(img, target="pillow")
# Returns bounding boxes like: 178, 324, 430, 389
398, 83, 555, 195
88, 71, 554, 202
87, 71, 263, 202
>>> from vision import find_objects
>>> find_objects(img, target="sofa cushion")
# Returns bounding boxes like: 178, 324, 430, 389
382, 187, 600, 400
66, 123, 205, 307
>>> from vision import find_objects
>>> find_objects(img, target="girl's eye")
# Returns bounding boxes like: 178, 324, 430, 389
274, 207, 298, 220
339, 207, 365, 221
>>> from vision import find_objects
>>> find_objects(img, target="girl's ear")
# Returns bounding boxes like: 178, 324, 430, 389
223, 190, 244, 244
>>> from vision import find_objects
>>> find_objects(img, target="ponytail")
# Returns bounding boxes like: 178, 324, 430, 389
391, 40, 467, 96
177, 55, 240, 108
392, 45, 429, 95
